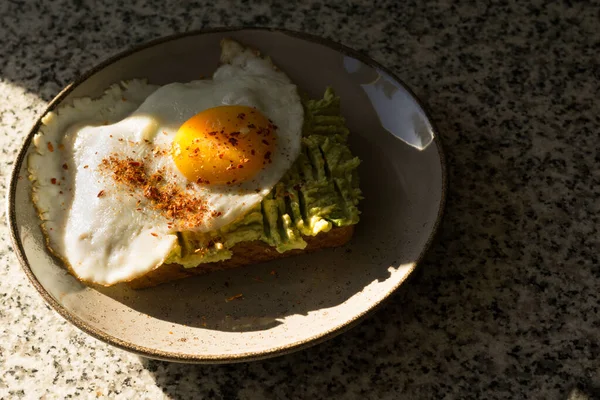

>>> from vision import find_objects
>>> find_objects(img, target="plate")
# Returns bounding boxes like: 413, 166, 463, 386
7, 28, 446, 363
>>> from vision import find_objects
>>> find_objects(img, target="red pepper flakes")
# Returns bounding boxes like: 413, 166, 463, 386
151, 232, 158, 237
50, 178, 57, 184
262, 140, 270, 145
47, 142, 54, 152
62, 163, 68, 170
237, 113, 246, 119
97, 190, 105, 197
84, 165, 89, 169
226, 294, 243, 302
99, 155, 209, 228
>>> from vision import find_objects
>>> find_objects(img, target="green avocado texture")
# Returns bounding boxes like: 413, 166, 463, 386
166, 88, 362, 268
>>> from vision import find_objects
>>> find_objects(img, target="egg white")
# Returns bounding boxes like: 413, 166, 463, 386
29, 41, 303, 285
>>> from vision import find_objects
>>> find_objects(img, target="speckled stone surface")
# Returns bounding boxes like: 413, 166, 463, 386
1, 0, 599, 398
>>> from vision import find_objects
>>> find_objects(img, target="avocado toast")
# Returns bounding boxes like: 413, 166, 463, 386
28, 36, 362, 288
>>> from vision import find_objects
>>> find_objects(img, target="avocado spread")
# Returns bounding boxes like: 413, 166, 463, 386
166, 88, 362, 267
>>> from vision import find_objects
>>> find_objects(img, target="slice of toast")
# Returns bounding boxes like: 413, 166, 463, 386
127, 225, 354, 289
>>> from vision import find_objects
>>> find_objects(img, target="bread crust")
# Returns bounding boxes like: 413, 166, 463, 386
127, 225, 354, 289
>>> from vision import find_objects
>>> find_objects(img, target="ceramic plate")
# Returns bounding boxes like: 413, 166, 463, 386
7, 28, 446, 363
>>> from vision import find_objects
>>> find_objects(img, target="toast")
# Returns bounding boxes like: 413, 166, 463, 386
127, 225, 354, 289
28, 38, 361, 288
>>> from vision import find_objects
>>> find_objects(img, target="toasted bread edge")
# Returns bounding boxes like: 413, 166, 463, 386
127, 225, 355, 289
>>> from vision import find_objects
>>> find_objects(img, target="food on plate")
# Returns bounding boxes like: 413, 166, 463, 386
28, 39, 362, 288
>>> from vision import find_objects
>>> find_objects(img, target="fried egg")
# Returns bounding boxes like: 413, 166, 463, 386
29, 39, 303, 285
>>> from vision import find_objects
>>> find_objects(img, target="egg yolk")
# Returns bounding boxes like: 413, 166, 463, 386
172, 105, 277, 185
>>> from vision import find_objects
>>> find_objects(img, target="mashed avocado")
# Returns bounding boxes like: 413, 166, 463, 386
166, 88, 362, 267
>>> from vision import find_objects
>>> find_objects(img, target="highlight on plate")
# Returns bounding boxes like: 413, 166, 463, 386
28, 39, 363, 288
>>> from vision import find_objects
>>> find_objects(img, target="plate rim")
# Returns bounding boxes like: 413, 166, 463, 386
6, 26, 448, 364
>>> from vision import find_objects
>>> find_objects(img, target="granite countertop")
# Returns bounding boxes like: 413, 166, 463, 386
1, 0, 598, 398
